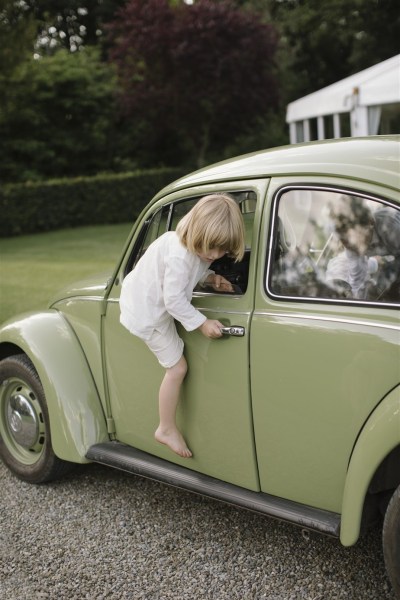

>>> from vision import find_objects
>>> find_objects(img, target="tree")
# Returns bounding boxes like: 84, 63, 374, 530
0, 0, 37, 78
265, 0, 400, 100
14, 1, 127, 55
0, 48, 118, 182
107, 0, 280, 168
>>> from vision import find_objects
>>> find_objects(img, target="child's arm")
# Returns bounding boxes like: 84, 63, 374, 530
163, 257, 208, 331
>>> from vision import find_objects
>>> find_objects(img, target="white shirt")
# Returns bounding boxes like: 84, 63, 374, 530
120, 232, 212, 340
326, 249, 378, 299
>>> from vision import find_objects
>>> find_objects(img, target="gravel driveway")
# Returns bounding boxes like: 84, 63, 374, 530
0, 461, 395, 600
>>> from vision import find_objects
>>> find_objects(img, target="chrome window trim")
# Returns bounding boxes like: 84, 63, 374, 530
253, 311, 400, 332
265, 184, 400, 309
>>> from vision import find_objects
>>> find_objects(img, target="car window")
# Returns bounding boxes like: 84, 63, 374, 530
127, 191, 257, 295
170, 198, 198, 230
268, 188, 400, 305
130, 205, 170, 270
170, 193, 256, 250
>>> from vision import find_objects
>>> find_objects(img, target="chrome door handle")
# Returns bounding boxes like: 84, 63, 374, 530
220, 326, 245, 337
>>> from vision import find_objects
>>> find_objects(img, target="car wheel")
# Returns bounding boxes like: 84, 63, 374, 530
383, 484, 400, 599
0, 354, 72, 483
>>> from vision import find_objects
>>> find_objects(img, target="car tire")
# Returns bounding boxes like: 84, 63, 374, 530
383, 484, 400, 599
0, 354, 73, 483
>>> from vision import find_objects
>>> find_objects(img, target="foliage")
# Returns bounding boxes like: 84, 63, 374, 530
0, 48, 119, 182
0, 168, 183, 237
21, 0, 126, 54
222, 110, 289, 159
1, 0, 398, 186
0, 0, 37, 78
265, 0, 400, 100
107, 0, 280, 168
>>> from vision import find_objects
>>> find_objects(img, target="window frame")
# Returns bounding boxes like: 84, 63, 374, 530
265, 183, 400, 310
123, 189, 258, 297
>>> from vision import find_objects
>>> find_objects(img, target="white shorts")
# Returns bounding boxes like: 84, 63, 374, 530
145, 320, 184, 369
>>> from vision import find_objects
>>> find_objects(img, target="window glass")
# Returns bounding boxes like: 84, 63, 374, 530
130, 206, 169, 270
269, 189, 400, 304
295, 122, 304, 143
339, 112, 351, 137
170, 198, 198, 231
378, 103, 400, 134
309, 118, 318, 141
323, 115, 334, 139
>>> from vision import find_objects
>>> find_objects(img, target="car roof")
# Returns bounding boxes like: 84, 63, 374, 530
157, 136, 400, 199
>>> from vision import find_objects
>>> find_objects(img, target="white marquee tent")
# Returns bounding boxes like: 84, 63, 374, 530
286, 54, 400, 143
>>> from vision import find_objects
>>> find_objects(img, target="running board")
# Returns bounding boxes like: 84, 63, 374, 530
86, 442, 340, 537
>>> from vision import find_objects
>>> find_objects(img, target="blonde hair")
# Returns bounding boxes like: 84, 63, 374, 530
176, 194, 245, 261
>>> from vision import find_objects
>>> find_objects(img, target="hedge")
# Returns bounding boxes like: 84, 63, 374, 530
0, 168, 184, 237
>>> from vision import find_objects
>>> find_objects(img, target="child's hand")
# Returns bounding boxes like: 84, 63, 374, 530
199, 319, 224, 338
205, 274, 234, 292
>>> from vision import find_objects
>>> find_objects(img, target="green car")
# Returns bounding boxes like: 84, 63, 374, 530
1, 136, 399, 596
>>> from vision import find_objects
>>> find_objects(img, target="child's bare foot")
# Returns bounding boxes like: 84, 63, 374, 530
155, 426, 192, 458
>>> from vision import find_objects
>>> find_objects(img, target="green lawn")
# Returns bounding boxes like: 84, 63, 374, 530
0, 223, 132, 325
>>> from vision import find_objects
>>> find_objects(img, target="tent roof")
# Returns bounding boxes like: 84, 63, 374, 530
286, 54, 400, 123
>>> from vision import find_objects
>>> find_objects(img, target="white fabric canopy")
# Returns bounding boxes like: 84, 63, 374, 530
286, 54, 400, 123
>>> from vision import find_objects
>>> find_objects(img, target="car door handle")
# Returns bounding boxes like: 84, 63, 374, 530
220, 326, 245, 337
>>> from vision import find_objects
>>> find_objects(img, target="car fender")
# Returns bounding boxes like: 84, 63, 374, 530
0, 311, 109, 463
340, 385, 400, 546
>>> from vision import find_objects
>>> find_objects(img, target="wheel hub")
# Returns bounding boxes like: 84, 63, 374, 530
7, 392, 40, 448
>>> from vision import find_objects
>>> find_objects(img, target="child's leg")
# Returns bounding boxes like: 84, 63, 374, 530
154, 356, 192, 458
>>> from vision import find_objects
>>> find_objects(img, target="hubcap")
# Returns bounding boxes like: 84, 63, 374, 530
7, 392, 39, 448
1, 378, 46, 461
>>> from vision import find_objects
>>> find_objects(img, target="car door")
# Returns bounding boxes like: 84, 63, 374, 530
250, 177, 400, 513
102, 180, 268, 490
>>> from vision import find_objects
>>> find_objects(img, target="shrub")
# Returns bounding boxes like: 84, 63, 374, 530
0, 168, 183, 237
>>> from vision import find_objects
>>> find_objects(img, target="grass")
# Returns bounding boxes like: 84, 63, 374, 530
0, 223, 132, 325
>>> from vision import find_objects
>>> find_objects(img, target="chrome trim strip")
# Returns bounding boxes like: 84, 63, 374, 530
200, 307, 252, 316
265, 293, 400, 311
253, 311, 400, 332
193, 292, 243, 299
57, 296, 104, 303
87, 442, 340, 537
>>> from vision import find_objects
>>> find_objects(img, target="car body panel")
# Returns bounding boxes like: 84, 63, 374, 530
340, 385, 400, 546
250, 309, 399, 512
52, 297, 109, 411
0, 311, 109, 462
103, 301, 260, 489
250, 174, 400, 513
101, 179, 268, 490
157, 137, 400, 196
50, 271, 111, 304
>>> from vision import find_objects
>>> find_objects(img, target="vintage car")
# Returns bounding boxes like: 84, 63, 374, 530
1, 136, 399, 595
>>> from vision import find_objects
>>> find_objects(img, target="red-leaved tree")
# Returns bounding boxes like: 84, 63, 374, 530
107, 0, 279, 167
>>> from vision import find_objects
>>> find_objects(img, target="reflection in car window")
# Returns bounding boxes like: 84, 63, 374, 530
269, 189, 400, 304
